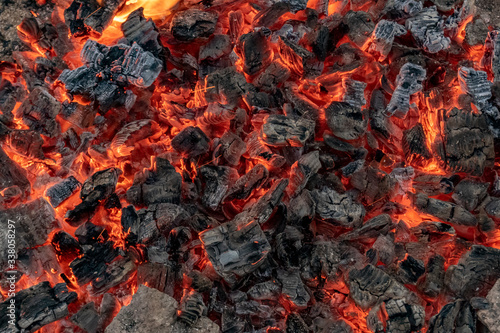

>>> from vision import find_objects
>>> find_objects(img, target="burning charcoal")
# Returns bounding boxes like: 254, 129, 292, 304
287, 189, 316, 225
418, 255, 445, 298
105, 285, 178, 333
17, 245, 60, 281
248, 281, 281, 301
137, 262, 173, 293
127, 157, 182, 206
172, 126, 210, 158
283, 82, 320, 120
342, 78, 367, 109
57, 66, 98, 99
283, 0, 308, 13
325, 102, 367, 140
171, 9, 218, 42
278, 269, 310, 308
458, 67, 496, 112
199, 166, 239, 210
348, 264, 411, 310
413, 193, 477, 226
275, 226, 304, 268
351, 166, 396, 205
397, 256, 425, 284
311, 318, 354, 333
121, 8, 162, 56
213, 131, 246, 166
0, 79, 23, 122
5, 130, 45, 160
82, 0, 125, 35
166, 227, 191, 253
260, 114, 314, 147
430, 0, 460, 11
75, 222, 108, 245
382, 299, 425, 333
434, 107, 494, 175
80, 39, 107, 66
71, 302, 99, 333
199, 218, 271, 280
464, 17, 489, 47
485, 198, 500, 220
178, 291, 206, 326
366, 20, 406, 61
384, 63, 426, 118
245, 179, 289, 224
0, 282, 77, 333
286, 313, 309, 333
372, 235, 396, 266
254, 62, 291, 93
279, 37, 322, 78
228, 10, 244, 43
341, 214, 394, 241
406, 7, 450, 53
343, 11, 375, 47
403, 123, 432, 163
224, 164, 268, 201
111, 119, 161, 158
237, 30, 272, 76
51, 231, 82, 258
311, 187, 365, 228
198, 103, 236, 126
70, 241, 117, 285
0, 146, 31, 196
45, 176, 81, 207
91, 255, 137, 295
252, 2, 291, 28
16, 87, 61, 137
446, 245, 500, 298
428, 300, 476, 333
477, 279, 500, 332
187, 271, 213, 293
150, 203, 190, 238
121, 42, 163, 88
287, 151, 321, 196
199, 34, 232, 62
452, 179, 488, 211
246, 131, 286, 168
202, 67, 253, 108
482, 31, 500, 83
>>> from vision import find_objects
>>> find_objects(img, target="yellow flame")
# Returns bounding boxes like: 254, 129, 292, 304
113, 0, 180, 23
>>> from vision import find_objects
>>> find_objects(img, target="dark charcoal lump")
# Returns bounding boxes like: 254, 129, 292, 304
413, 193, 477, 226
260, 114, 315, 147
343, 11, 375, 47
16, 87, 61, 138
199, 165, 239, 210
428, 300, 476, 333
237, 30, 272, 76
121, 8, 162, 56
171, 126, 210, 158
171, 9, 218, 42
45, 176, 81, 207
311, 187, 365, 228
324, 102, 367, 140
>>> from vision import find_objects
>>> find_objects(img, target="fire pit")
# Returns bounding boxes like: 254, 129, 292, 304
1, 0, 500, 331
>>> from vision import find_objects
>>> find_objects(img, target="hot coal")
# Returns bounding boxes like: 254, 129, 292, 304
170, 9, 218, 42
325, 102, 367, 140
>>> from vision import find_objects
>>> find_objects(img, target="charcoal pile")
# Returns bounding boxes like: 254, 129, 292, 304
2, 0, 500, 332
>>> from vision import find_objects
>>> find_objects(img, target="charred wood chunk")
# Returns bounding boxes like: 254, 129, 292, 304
198, 103, 236, 126
252, 2, 291, 28
406, 7, 450, 53
312, 187, 365, 228
64, 0, 98, 36
105, 285, 179, 333
418, 255, 445, 298
287, 151, 321, 197
446, 245, 500, 298
383, 299, 425, 333
6, 130, 45, 160
85, 0, 125, 35
0, 146, 31, 196
286, 313, 309, 333
171, 9, 218, 42
225, 164, 268, 201
121, 42, 163, 88
187, 270, 213, 293
111, 119, 161, 158
172, 126, 210, 158
237, 30, 272, 76
413, 173, 455, 196
287, 189, 316, 225
0, 198, 59, 267
71, 302, 99, 333
279, 37, 322, 78
70, 241, 117, 285
434, 107, 494, 175
384, 63, 426, 118
341, 214, 394, 241
246, 130, 286, 168
137, 262, 172, 293
275, 226, 304, 269
307, 240, 343, 281
58, 66, 98, 99
366, 20, 406, 61
278, 269, 310, 308
260, 114, 315, 147
126, 157, 182, 206
343, 11, 375, 47
348, 264, 411, 310
91, 255, 137, 295
203, 67, 254, 108
199, 218, 271, 279
386, 0, 423, 17
397, 256, 425, 284
254, 61, 291, 93
121, 7, 162, 56
75, 221, 108, 245
149, 203, 190, 239
199, 35, 232, 62
342, 78, 367, 109
51, 231, 82, 258
80, 39, 108, 66
18, 245, 60, 281
0, 78, 24, 122
413, 193, 477, 226
458, 67, 495, 111
403, 123, 431, 163
178, 291, 206, 326
477, 278, 500, 332
16, 87, 61, 137
351, 166, 396, 205
452, 179, 488, 211
283, 82, 319, 120
325, 102, 367, 140
133, 205, 168, 246
248, 280, 281, 301
312, 318, 354, 333
283, 0, 308, 13
481, 30, 500, 83
213, 131, 246, 166
464, 17, 488, 47
46, 176, 81, 207
430, 0, 460, 11
0, 282, 77, 333
246, 179, 289, 224
428, 300, 476, 333
199, 165, 239, 210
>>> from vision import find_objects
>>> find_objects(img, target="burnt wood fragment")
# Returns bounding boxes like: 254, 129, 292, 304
406, 6, 450, 53
325, 102, 367, 140
69, 241, 118, 285
341, 214, 394, 241
452, 179, 488, 211
343, 11, 375, 47
213, 131, 246, 166
403, 123, 432, 162
237, 30, 272, 76
51, 231, 82, 258
278, 269, 310, 308
418, 254, 445, 298
248, 280, 281, 301
366, 20, 406, 61
45, 176, 81, 207
351, 166, 396, 205
111, 119, 161, 158
5, 130, 45, 160
224, 164, 268, 201
477, 279, 500, 332
75, 221, 108, 245
178, 291, 206, 326
202, 67, 253, 108
384, 299, 425, 333
287, 189, 316, 225
458, 67, 495, 110
312, 187, 365, 228
199, 35, 232, 62
172, 126, 210, 158
260, 114, 315, 147
91, 255, 137, 295
199, 165, 239, 210
121, 8, 162, 56
342, 78, 366, 109
171, 9, 218, 42
253, 2, 291, 28
413, 193, 477, 226
71, 302, 99, 333
254, 61, 291, 93
464, 17, 489, 47
481, 30, 500, 83
0, 146, 31, 197
245, 179, 289, 224
16, 87, 61, 137
428, 300, 476, 333
279, 37, 322, 78
287, 151, 321, 197
246, 130, 286, 168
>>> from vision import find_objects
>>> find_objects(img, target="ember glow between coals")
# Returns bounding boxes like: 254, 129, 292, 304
2, 0, 500, 332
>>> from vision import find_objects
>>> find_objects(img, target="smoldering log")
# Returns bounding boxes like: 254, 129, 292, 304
0, 282, 76, 332
171, 126, 210, 158
406, 6, 450, 53
237, 30, 272, 76
366, 20, 406, 61
45, 176, 81, 207
413, 193, 477, 226
199, 218, 271, 280
311, 187, 365, 228
324, 102, 367, 140
170, 9, 218, 42
384, 63, 426, 118
434, 107, 494, 176
260, 114, 315, 147
16, 86, 61, 137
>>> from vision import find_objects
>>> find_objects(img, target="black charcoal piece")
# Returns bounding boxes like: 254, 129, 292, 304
199, 165, 239, 210
283, 82, 319, 120
91, 255, 137, 295
413, 193, 477, 226
198, 103, 236, 126
46, 176, 81, 207
286, 313, 309, 333
224, 163, 268, 201
248, 281, 281, 301
384, 299, 425, 333
213, 131, 246, 166
83, 0, 124, 35
311, 187, 365, 228
246, 131, 286, 168
75, 221, 108, 245
342, 78, 367, 109
111, 119, 161, 157
171, 9, 218, 42
406, 7, 450, 53
341, 214, 394, 241
430, 0, 460, 11
51, 231, 82, 258
199, 35, 232, 61
178, 291, 206, 326
351, 166, 396, 205
57, 66, 98, 98
452, 179, 488, 211
121, 8, 162, 56
126, 157, 182, 206
287, 151, 321, 196
278, 269, 310, 308
71, 302, 99, 333
428, 300, 476, 333
464, 17, 489, 47
287, 189, 316, 225
81, 39, 107, 66
284, 0, 308, 13
245, 178, 289, 224
343, 11, 375, 47
0, 146, 31, 196
325, 102, 367, 140
171, 126, 210, 158
386, 0, 423, 17
398, 256, 425, 284
477, 279, 500, 331
187, 271, 213, 293
69, 241, 117, 285
260, 114, 315, 147
366, 20, 406, 60
418, 255, 445, 298
252, 2, 290, 28
254, 62, 291, 93
482, 30, 500, 83
199, 218, 271, 280
6, 130, 45, 160
203, 67, 254, 108
16, 87, 61, 137
384, 63, 426, 118
458, 67, 495, 110
121, 42, 162, 88
403, 123, 431, 162
434, 107, 494, 175
279, 37, 321, 78
237, 30, 272, 76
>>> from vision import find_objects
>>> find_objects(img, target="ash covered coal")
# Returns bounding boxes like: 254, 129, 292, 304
2, 0, 500, 332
